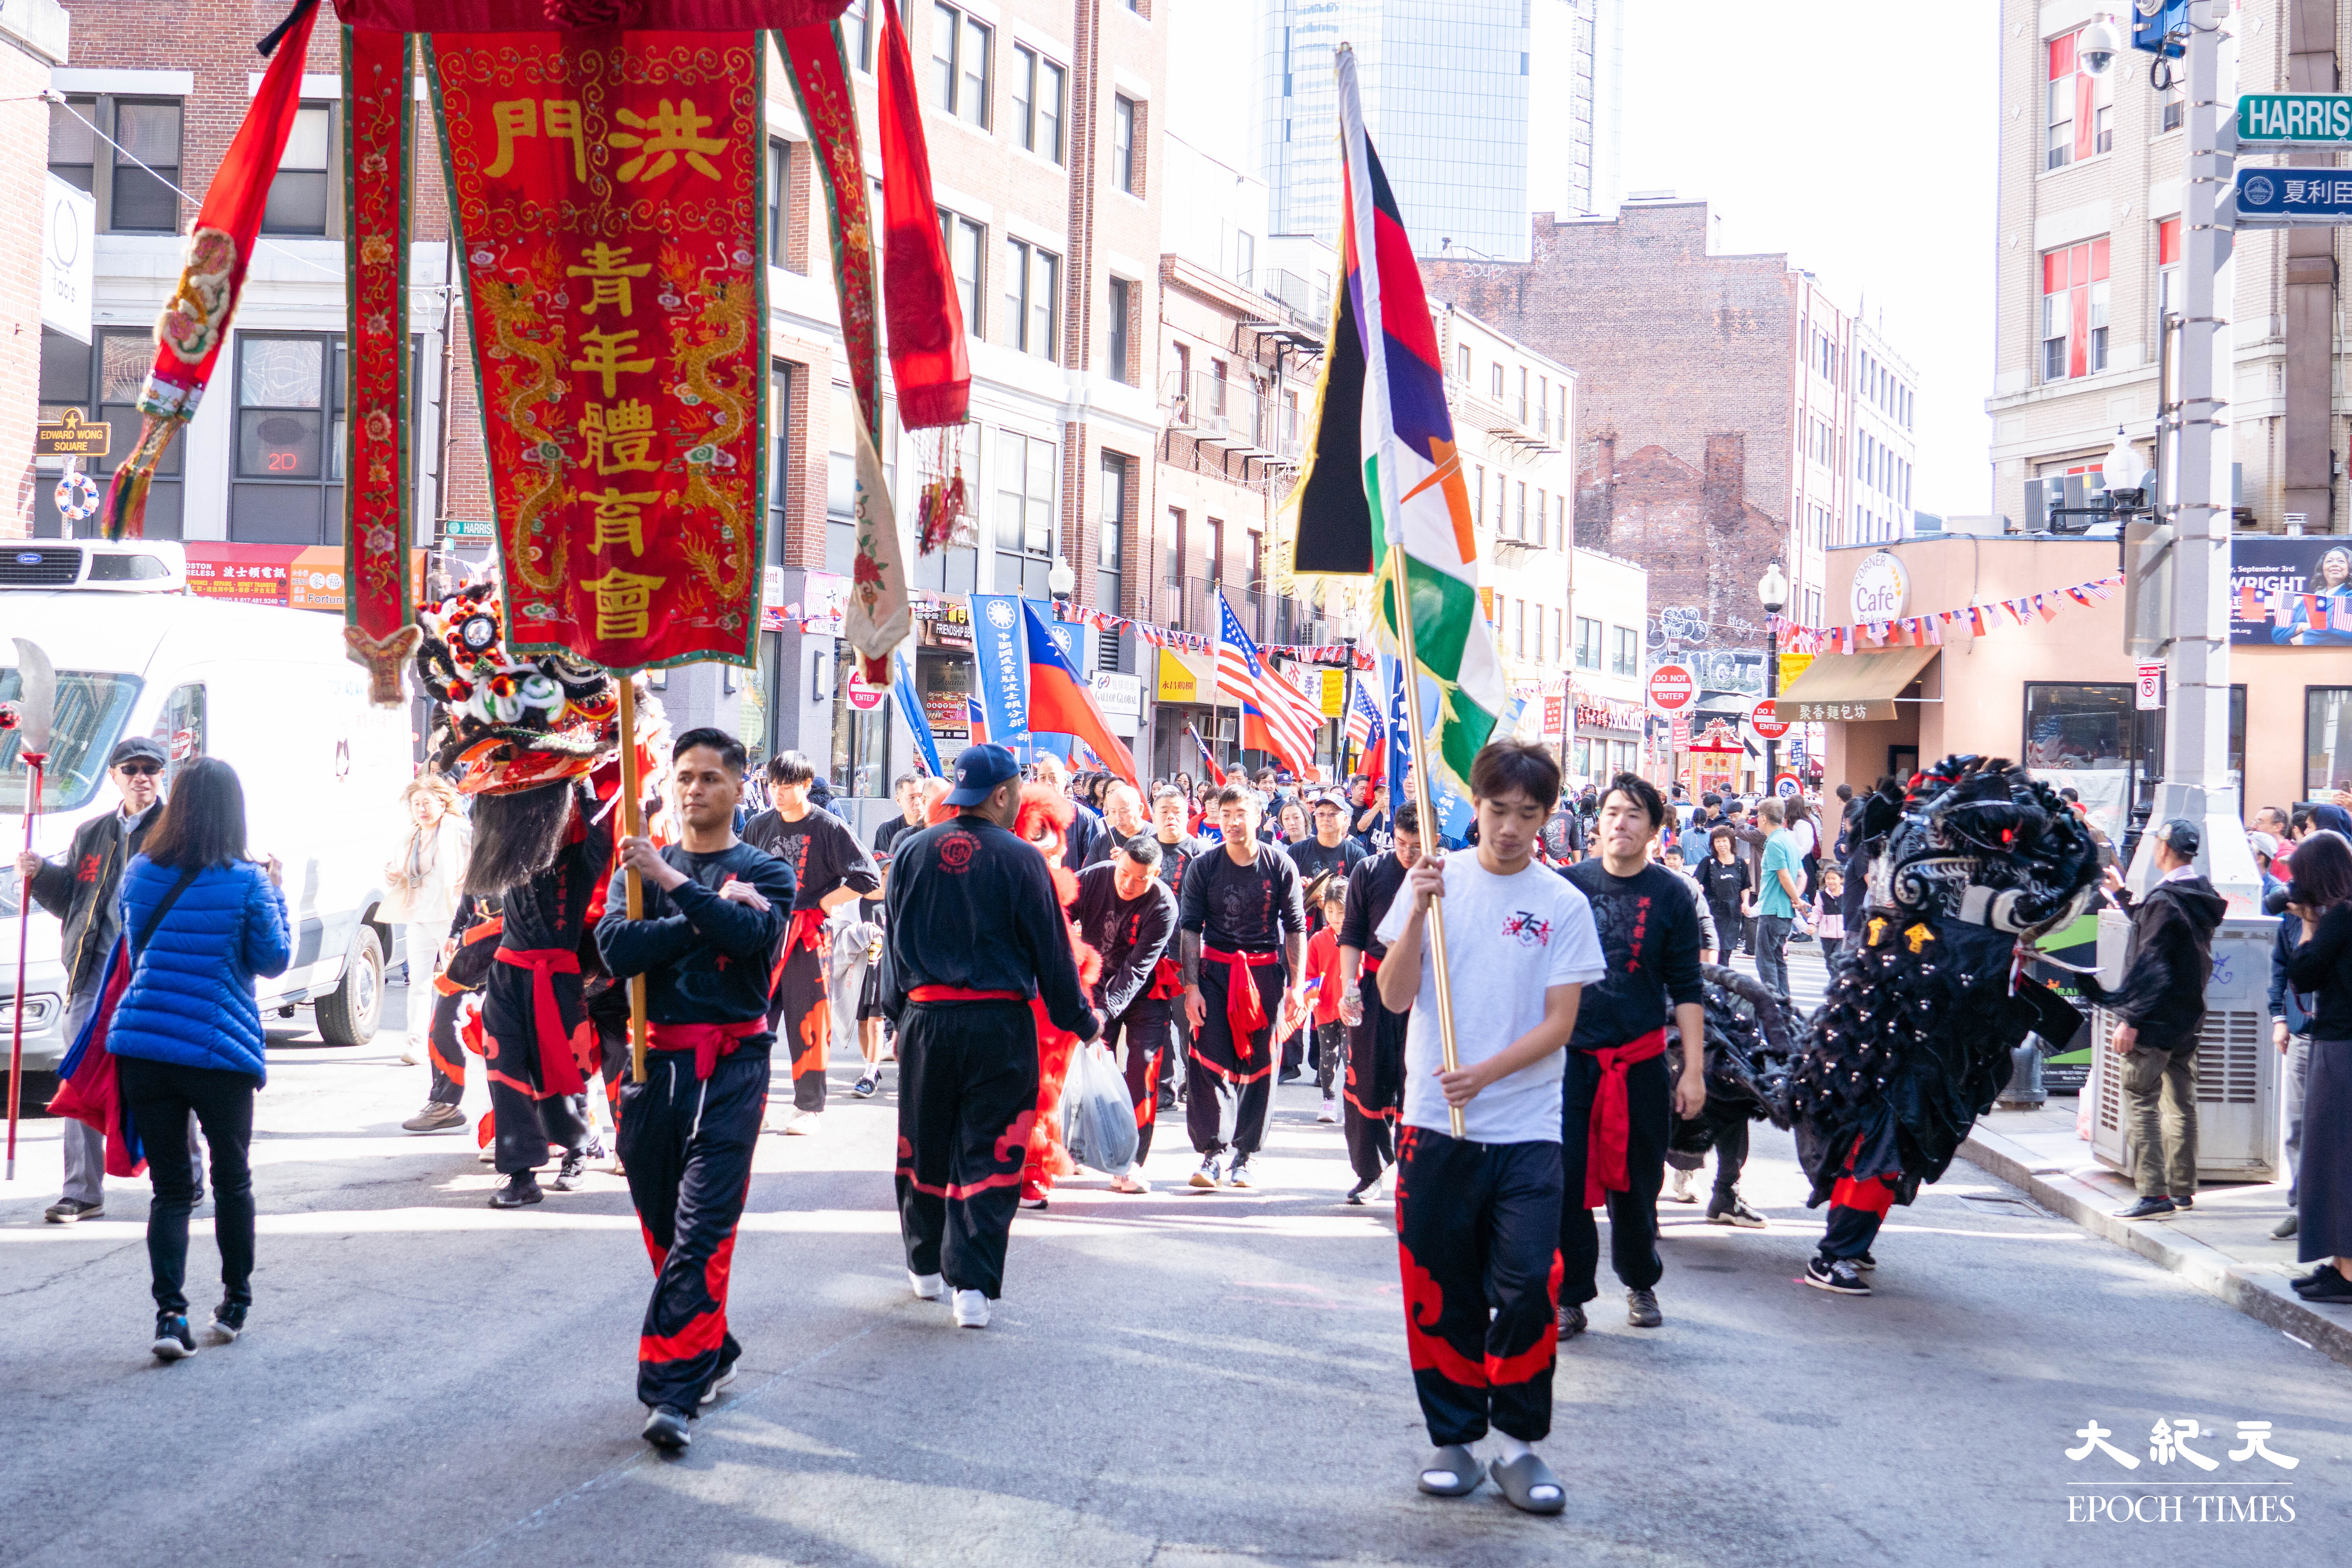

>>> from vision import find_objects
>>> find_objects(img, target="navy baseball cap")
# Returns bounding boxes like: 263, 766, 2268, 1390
2155, 818, 2201, 857
944, 743, 1022, 806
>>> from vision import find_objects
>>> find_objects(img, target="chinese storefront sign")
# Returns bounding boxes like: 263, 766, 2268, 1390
430, 29, 766, 670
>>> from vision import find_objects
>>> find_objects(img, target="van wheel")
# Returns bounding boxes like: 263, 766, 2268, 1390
317, 924, 384, 1048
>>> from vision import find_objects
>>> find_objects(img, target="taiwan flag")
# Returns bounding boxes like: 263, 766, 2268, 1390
1018, 598, 1138, 787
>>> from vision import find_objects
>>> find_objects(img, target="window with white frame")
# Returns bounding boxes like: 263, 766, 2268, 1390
939, 208, 984, 333
2046, 29, 2113, 170
1004, 238, 1060, 360
2041, 237, 2110, 381
1010, 44, 1065, 162
931, 3, 992, 126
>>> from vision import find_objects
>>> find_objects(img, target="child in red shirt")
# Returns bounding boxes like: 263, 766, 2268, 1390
1306, 887, 1350, 1123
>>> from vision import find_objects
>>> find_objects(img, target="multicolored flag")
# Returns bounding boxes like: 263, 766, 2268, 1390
1322, 49, 1506, 789
1019, 598, 1138, 788
965, 695, 988, 747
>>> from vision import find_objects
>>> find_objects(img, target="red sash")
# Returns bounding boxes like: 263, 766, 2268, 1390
1582, 1029, 1668, 1209
649, 1017, 764, 1081
494, 947, 585, 1096
908, 985, 1024, 1003
1203, 946, 1280, 1060
1146, 955, 1184, 1000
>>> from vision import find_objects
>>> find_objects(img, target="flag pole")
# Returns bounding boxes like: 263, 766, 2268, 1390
617, 677, 648, 1085
1384, 549, 1465, 1138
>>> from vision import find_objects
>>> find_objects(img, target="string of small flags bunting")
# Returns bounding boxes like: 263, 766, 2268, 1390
1053, 602, 1376, 670
1775, 572, 2124, 655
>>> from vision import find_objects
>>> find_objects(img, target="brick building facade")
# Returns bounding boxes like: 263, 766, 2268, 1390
1, 1, 70, 539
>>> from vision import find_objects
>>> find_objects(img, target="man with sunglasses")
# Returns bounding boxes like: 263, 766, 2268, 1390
22, 737, 199, 1222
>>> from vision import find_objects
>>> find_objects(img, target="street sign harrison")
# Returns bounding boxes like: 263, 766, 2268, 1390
2232, 168, 2352, 225
2238, 93, 2352, 146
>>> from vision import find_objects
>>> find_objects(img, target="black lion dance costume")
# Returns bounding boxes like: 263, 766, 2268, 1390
1666, 963, 1799, 1220
1787, 756, 2097, 1294
414, 581, 662, 1208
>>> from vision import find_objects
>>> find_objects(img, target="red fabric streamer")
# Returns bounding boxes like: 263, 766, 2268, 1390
877, 1, 969, 427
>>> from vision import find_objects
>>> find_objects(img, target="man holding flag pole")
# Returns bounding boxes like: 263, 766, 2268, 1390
1283, 43, 1604, 1513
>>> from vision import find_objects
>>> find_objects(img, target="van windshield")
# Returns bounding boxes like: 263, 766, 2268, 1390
0, 669, 145, 814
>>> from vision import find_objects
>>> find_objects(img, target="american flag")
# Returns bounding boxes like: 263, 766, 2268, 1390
1214, 589, 1322, 774
1345, 672, 1383, 754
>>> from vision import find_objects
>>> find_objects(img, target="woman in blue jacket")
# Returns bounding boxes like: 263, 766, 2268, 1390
108, 757, 291, 1360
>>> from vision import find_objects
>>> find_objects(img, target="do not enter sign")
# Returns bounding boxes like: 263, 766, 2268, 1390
1751, 699, 1789, 739
846, 672, 885, 711
1647, 663, 1695, 712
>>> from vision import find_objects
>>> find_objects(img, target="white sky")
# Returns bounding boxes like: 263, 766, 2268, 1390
1173, 0, 2002, 522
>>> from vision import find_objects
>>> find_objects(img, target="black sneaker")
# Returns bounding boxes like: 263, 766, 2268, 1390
489, 1172, 544, 1209
1277, 1067, 1303, 1085
700, 1351, 740, 1407
1189, 1154, 1223, 1189
44, 1197, 103, 1223
401, 1102, 466, 1133
1854, 1251, 1878, 1272
152, 1313, 198, 1361
641, 1404, 693, 1451
1803, 1256, 1870, 1295
552, 1150, 589, 1191
1555, 1303, 1587, 1340
209, 1301, 249, 1342
1343, 1177, 1374, 1206
2114, 1195, 2176, 1221
2296, 1267, 2352, 1302
2168, 1194, 2196, 1210
852, 1071, 879, 1099
1626, 1288, 1663, 1328
1705, 1191, 1767, 1228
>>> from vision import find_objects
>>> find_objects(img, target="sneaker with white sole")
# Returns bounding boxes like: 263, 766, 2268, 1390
1803, 1256, 1871, 1295
151, 1313, 197, 1361
852, 1072, 880, 1099
700, 1354, 740, 1406
1316, 1095, 1338, 1123
1666, 1167, 1698, 1204
1226, 1156, 1256, 1189
1705, 1191, 1768, 1228
951, 1289, 991, 1328
1107, 1173, 1150, 1193
783, 1110, 822, 1136
401, 1102, 466, 1133
209, 1301, 248, 1342
908, 1269, 946, 1300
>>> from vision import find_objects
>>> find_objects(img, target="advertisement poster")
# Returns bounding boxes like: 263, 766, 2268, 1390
2230, 535, 2352, 645
184, 543, 423, 613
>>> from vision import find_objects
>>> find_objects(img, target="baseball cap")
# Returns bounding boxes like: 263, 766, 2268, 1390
1308, 790, 1344, 811
2155, 818, 2201, 857
2249, 830, 2282, 860
943, 743, 1022, 806
109, 736, 168, 769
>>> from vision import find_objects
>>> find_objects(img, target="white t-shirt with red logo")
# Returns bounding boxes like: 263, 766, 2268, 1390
1376, 853, 1607, 1145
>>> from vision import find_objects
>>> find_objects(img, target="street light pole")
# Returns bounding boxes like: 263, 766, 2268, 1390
1757, 559, 1787, 798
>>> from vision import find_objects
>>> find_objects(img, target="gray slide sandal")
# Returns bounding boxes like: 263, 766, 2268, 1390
1417, 1445, 1482, 1497
1490, 1453, 1566, 1514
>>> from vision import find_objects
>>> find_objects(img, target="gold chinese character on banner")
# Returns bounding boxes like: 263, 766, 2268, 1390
609, 99, 727, 182
566, 242, 652, 317
485, 98, 587, 180
584, 567, 667, 640
570, 327, 655, 397
578, 485, 660, 555
582, 400, 661, 475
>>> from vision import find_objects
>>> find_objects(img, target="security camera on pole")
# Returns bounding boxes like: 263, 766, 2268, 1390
2089, 3, 2260, 903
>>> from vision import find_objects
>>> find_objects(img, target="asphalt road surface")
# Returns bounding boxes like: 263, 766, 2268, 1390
3, 974, 2347, 1568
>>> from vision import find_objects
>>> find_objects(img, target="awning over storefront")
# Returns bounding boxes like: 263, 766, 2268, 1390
1779, 646, 1938, 723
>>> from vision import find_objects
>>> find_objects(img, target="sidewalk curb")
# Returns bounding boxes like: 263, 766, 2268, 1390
1958, 1125, 2352, 1371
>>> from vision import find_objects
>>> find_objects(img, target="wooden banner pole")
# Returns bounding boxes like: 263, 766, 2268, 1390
618, 678, 648, 1085
1384, 551, 1465, 1139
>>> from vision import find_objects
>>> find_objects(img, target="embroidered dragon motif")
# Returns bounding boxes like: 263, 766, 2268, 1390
479, 268, 570, 596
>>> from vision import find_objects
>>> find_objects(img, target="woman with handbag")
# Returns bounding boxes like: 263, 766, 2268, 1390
381, 774, 471, 1073
106, 758, 292, 1359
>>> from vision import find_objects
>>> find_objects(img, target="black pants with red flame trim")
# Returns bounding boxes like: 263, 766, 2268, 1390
895, 999, 1040, 1299
1395, 1125, 1565, 1447
1104, 1007, 1173, 1166
425, 988, 470, 1108
1559, 1049, 1669, 1303
482, 968, 590, 1176
618, 1045, 769, 1413
1186, 958, 1282, 1158
1817, 1134, 1899, 1261
1343, 974, 1409, 1186
768, 941, 830, 1114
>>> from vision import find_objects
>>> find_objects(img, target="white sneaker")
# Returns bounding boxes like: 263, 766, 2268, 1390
1317, 1095, 1338, 1123
783, 1110, 822, 1136
951, 1288, 991, 1328
1108, 1173, 1150, 1193
1667, 1167, 1697, 1204
397, 1035, 419, 1066
908, 1269, 945, 1301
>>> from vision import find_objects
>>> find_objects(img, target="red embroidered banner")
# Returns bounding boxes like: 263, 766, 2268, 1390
343, 25, 419, 704
776, 21, 878, 439
429, 28, 766, 670
876, 1, 966, 429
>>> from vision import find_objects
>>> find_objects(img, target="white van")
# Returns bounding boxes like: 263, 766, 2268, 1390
0, 539, 412, 1072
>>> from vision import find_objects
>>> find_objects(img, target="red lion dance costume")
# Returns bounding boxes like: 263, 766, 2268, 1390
1014, 785, 1101, 1206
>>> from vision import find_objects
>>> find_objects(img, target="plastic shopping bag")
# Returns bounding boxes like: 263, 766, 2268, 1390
1061, 1041, 1138, 1174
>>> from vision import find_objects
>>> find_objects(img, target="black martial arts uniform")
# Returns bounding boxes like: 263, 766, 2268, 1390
1337, 851, 1411, 1188
744, 806, 879, 1114
1558, 861, 1703, 1306
1071, 862, 1178, 1165
885, 813, 1099, 1298
1150, 831, 1206, 1106
1176, 840, 1306, 1161
423, 895, 500, 1110
482, 783, 612, 1175
596, 840, 796, 1416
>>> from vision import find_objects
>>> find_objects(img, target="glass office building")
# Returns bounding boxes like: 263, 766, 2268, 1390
1257, 0, 1616, 264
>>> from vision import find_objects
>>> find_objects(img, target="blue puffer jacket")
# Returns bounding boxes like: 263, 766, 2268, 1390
107, 855, 293, 1085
